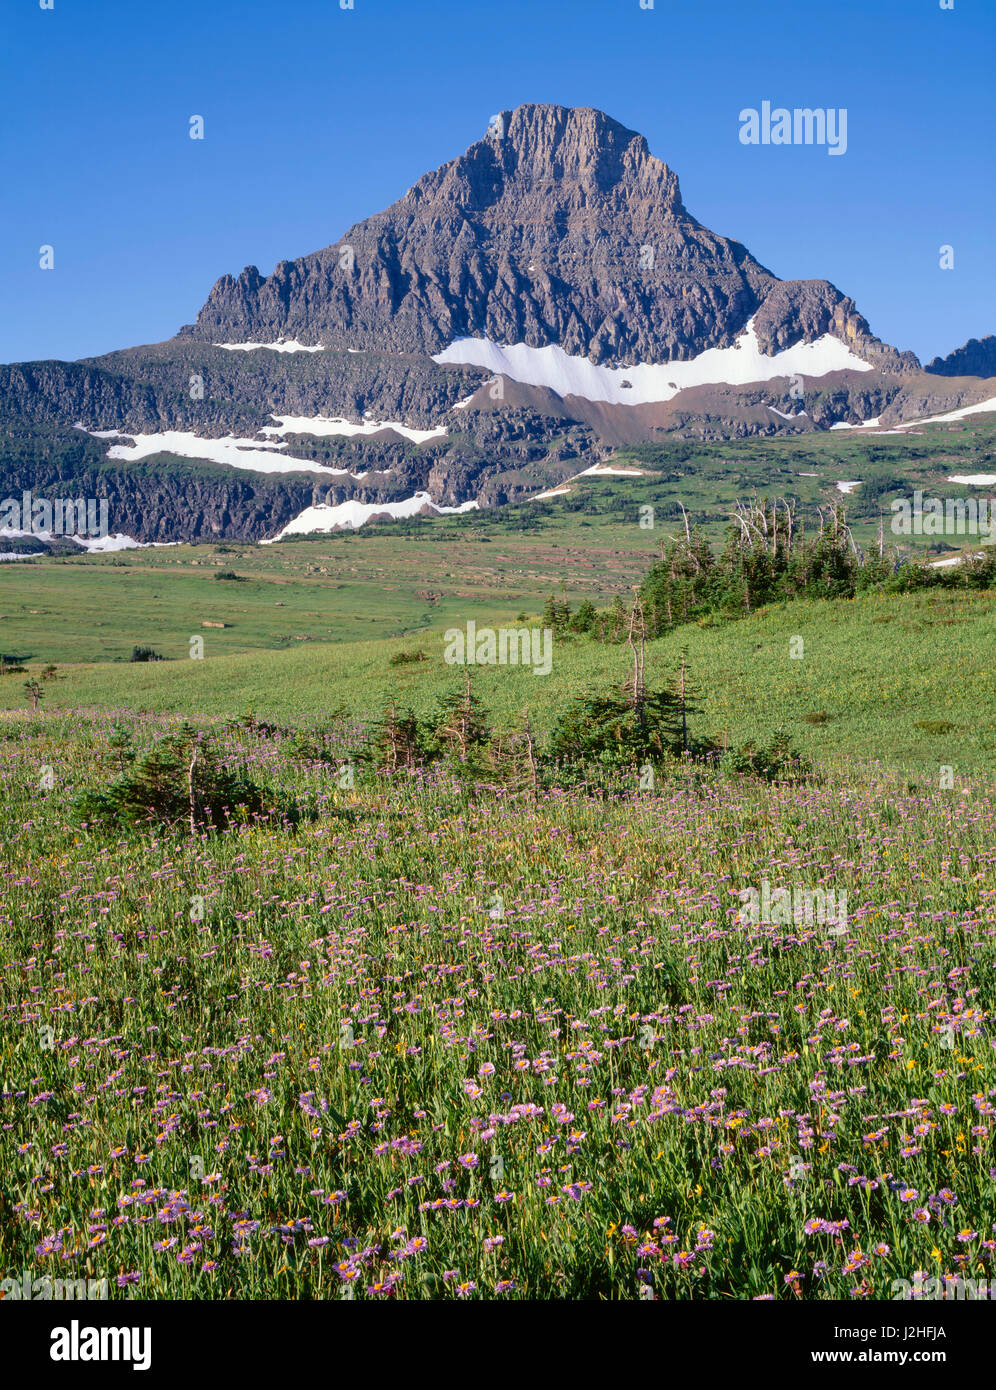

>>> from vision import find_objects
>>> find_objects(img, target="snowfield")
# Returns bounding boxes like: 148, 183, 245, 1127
261, 415, 447, 446
214, 340, 325, 353
264, 493, 479, 538
829, 416, 880, 430
431, 318, 872, 406
76, 427, 368, 478
573, 464, 648, 477
0, 527, 168, 553
881, 397, 996, 432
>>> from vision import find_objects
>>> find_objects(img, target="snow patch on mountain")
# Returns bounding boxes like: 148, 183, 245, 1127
432, 318, 872, 406
214, 339, 325, 353
573, 464, 647, 477
261, 415, 447, 445
880, 397, 996, 431
0, 527, 173, 553
76, 427, 367, 478
264, 492, 479, 539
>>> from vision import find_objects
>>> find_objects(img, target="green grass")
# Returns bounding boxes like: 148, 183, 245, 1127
0, 524, 652, 664
3, 588, 994, 777
4, 411, 993, 665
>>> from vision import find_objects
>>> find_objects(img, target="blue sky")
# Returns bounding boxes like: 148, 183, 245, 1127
1, 0, 992, 365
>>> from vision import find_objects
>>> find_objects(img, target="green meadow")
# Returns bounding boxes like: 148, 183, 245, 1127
1, 420, 994, 1302
1, 586, 993, 778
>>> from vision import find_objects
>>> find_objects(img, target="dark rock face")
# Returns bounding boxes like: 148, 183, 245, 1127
925, 336, 996, 379
180, 103, 908, 369
2, 347, 485, 438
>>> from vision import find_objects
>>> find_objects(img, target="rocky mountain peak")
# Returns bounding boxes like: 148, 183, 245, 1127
178, 103, 909, 371
402, 103, 685, 244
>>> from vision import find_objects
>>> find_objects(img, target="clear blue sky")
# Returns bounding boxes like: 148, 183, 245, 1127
1, 0, 993, 365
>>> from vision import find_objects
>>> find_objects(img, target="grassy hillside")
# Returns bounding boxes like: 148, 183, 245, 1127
2, 588, 994, 777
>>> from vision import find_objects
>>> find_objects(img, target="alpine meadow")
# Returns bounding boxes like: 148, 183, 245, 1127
2, 0, 995, 1355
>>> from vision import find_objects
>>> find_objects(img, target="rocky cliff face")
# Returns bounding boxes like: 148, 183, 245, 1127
180, 104, 910, 370
1, 347, 483, 437
926, 336, 996, 379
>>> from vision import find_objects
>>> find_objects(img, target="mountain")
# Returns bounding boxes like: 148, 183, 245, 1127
925, 335, 996, 379
2, 103, 994, 546
181, 104, 909, 370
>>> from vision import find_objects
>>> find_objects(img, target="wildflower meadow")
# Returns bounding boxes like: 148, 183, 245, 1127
2, 703, 993, 1305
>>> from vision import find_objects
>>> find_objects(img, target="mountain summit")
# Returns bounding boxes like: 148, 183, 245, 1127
3, 103, 993, 548
181, 102, 907, 369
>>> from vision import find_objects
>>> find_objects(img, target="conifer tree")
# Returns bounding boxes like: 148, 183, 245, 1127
365, 704, 426, 773
432, 674, 492, 766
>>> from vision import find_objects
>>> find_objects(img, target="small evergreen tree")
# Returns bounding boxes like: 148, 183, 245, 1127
548, 684, 683, 772
432, 675, 492, 784
542, 591, 570, 635
364, 704, 428, 773
108, 724, 136, 773
73, 728, 304, 833
492, 707, 541, 798
568, 598, 597, 634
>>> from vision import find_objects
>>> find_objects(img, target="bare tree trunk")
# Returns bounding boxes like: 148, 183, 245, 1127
188, 741, 200, 837
679, 650, 688, 753
626, 591, 646, 732
523, 708, 538, 801
677, 500, 692, 545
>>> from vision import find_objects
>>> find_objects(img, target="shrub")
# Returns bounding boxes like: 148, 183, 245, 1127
913, 719, 956, 735
130, 646, 165, 663
72, 728, 305, 833
548, 686, 685, 770
720, 732, 811, 783
360, 705, 431, 773
431, 678, 492, 770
